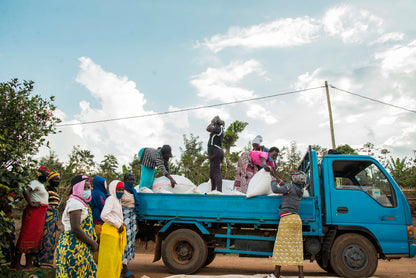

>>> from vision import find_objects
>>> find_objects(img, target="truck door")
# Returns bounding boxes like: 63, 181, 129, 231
326, 158, 409, 254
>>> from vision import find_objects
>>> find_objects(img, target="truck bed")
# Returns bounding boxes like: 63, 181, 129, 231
137, 193, 320, 235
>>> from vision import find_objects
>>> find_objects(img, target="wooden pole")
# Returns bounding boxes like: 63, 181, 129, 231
325, 81, 336, 149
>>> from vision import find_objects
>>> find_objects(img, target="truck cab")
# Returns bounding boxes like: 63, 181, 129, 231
304, 150, 416, 277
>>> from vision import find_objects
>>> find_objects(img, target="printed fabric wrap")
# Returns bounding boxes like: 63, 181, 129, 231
122, 206, 137, 264
272, 214, 303, 266
97, 223, 127, 278
35, 208, 59, 264
56, 206, 97, 278
234, 151, 259, 193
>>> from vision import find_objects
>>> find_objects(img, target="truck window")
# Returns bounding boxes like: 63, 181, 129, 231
332, 160, 396, 207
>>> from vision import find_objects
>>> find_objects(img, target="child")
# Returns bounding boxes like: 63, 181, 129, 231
97, 180, 127, 278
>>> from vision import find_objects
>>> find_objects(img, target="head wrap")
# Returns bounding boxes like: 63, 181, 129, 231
252, 135, 263, 145
37, 166, 50, 175
69, 174, 91, 206
90, 176, 107, 223
290, 170, 307, 186
47, 172, 59, 182
116, 182, 125, 190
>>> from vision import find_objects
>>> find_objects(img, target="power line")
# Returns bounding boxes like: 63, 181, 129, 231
57, 86, 324, 127
330, 85, 416, 114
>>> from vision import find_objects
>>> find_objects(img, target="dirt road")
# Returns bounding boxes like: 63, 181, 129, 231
129, 247, 416, 278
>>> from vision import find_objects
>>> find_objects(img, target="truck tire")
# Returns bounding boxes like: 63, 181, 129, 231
329, 233, 378, 278
162, 229, 208, 274
204, 248, 216, 267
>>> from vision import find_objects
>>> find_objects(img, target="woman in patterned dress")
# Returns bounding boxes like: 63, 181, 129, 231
55, 174, 99, 278
266, 170, 307, 278
35, 171, 61, 265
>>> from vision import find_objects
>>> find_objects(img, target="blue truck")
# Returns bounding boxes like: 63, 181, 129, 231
137, 146, 415, 277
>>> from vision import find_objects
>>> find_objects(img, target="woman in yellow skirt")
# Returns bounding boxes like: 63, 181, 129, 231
97, 180, 127, 278
267, 170, 307, 278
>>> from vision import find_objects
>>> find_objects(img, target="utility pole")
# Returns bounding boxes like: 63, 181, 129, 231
325, 81, 336, 149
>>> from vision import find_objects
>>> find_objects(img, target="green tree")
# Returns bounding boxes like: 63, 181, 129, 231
0, 78, 60, 263
122, 154, 141, 183
336, 144, 358, 155
222, 120, 248, 179
98, 154, 120, 182
278, 142, 302, 182
176, 134, 209, 185
67, 145, 96, 176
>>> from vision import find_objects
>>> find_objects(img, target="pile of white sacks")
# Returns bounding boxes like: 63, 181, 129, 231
133, 169, 300, 198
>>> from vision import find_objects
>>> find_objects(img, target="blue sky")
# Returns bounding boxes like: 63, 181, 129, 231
1, 1, 416, 168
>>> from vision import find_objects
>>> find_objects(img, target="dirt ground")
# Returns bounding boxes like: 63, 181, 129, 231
129, 240, 416, 278
129, 250, 416, 278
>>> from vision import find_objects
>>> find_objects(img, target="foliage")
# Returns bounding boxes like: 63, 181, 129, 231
387, 157, 416, 188
67, 145, 96, 176
176, 134, 210, 185
336, 144, 357, 155
222, 120, 248, 179
277, 141, 302, 182
0, 79, 60, 262
122, 154, 141, 183
98, 154, 120, 182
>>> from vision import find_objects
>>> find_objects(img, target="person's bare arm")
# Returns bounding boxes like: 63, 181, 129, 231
69, 210, 99, 251
23, 187, 40, 208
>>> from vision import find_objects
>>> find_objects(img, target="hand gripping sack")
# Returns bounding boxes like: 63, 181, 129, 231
246, 168, 273, 198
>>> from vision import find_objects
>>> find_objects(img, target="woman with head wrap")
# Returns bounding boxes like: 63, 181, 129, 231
120, 173, 140, 278
252, 135, 269, 153
55, 174, 99, 278
35, 171, 61, 266
206, 116, 225, 192
97, 180, 127, 278
13, 166, 50, 271
265, 170, 307, 278
234, 147, 280, 194
89, 176, 108, 263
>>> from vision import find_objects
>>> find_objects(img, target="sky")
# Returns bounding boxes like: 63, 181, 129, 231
1, 0, 416, 169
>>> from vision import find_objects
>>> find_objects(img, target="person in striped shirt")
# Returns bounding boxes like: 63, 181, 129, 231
138, 145, 177, 189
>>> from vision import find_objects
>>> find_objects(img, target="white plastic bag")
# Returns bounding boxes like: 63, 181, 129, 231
196, 181, 211, 194
246, 168, 273, 198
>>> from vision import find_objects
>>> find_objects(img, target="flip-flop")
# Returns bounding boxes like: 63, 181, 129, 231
126, 271, 135, 278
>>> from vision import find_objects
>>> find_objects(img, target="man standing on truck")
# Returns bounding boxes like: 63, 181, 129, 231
138, 145, 177, 189
266, 170, 307, 278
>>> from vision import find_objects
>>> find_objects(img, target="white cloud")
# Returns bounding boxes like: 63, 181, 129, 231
62, 57, 186, 167
201, 17, 320, 52
370, 32, 404, 45
190, 60, 264, 102
375, 40, 416, 75
322, 5, 383, 44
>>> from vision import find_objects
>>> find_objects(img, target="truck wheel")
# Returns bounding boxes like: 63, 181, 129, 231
162, 229, 208, 274
330, 233, 378, 278
204, 248, 216, 267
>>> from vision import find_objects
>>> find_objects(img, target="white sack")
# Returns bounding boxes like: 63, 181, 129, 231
222, 180, 235, 195
138, 187, 154, 193
197, 181, 211, 194
246, 168, 273, 198
207, 190, 223, 195
151, 175, 196, 194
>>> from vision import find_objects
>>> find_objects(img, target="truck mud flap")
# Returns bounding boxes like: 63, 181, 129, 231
153, 233, 162, 262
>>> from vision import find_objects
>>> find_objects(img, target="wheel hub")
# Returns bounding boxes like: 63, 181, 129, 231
342, 244, 368, 271
175, 242, 193, 261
